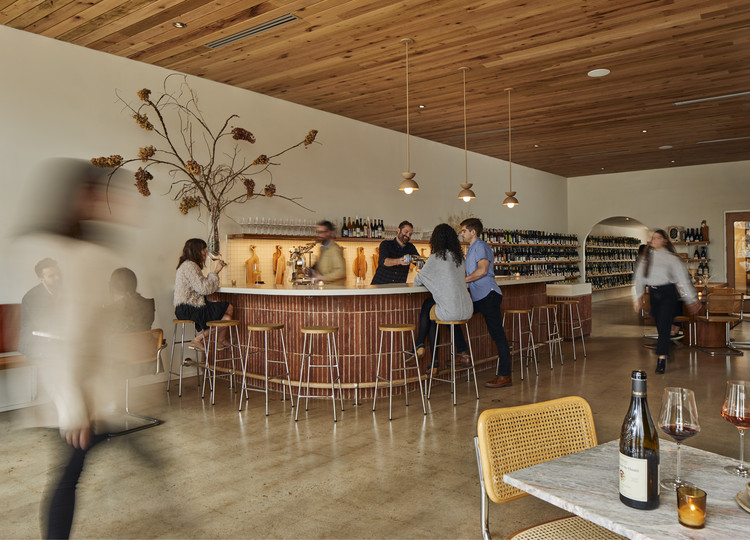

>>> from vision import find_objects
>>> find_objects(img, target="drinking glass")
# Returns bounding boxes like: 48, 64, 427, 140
721, 380, 750, 477
659, 387, 700, 490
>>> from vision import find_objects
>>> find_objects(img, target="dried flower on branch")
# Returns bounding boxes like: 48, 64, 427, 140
138, 145, 156, 162
91, 155, 123, 168
304, 129, 318, 147
134, 167, 153, 196
179, 195, 201, 215
231, 127, 256, 143
252, 154, 269, 166
185, 160, 201, 175
264, 183, 276, 197
137, 88, 151, 102
243, 178, 255, 197
133, 113, 154, 131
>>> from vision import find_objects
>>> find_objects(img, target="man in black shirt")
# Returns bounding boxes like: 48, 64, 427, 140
371, 220, 420, 284
19, 258, 63, 359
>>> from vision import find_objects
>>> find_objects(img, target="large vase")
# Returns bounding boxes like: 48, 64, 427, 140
207, 208, 222, 256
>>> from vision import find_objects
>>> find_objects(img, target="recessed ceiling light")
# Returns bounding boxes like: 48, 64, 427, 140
587, 68, 610, 78
534, 144, 539, 148
642, 129, 647, 133
671, 160, 675, 163
659, 145, 673, 150
173, 22, 187, 28
418, 104, 425, 109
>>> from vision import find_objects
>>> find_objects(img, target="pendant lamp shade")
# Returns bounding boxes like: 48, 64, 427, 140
398, 38, 419, 195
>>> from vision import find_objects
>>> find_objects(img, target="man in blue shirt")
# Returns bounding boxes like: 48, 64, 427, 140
459, 218, 512, 388
370, 220, 419, 285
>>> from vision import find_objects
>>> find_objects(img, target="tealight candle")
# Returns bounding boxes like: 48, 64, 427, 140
676, 486, 706, 528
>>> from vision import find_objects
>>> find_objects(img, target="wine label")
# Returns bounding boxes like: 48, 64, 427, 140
619, 452, 650, 502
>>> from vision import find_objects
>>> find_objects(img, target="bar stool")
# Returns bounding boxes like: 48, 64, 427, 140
372, 323, 426, 420
239, 322, 294, 416
295, 325, 344, 422
166, 319, 198, 396
201, 320, 242, 405
532, 304, 563, 369
557, 300, 587, 360
427, 313, 480, 406
503, 308, 538, 380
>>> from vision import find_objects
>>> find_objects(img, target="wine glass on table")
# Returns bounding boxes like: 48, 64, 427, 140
659, 387, 700, 490
721, 380, 750, 477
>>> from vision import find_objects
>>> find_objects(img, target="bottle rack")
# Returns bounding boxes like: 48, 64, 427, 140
484, 229, 580, 283
585, 235, 640, 291
672, 239, 710, 280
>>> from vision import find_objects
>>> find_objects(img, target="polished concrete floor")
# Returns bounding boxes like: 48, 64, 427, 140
2, 297, 749, 539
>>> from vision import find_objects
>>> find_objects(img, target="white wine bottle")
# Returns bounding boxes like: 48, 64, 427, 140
619, 370, 660, 509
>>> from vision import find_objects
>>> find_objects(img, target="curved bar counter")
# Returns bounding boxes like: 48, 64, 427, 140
213, 276, 562, 400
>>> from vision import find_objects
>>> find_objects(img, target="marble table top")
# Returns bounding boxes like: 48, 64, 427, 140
504, 439, 749, 539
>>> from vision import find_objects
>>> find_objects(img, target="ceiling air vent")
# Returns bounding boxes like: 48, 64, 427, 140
205, 14, 300, 49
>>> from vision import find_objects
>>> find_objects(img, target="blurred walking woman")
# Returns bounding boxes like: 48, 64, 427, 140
174, 238, 233, 350
633, 229, 700, 374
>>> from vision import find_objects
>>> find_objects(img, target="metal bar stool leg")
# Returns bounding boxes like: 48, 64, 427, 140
464, 323, 480, 400
576, 304, 587, 357
295, 333, 309, 420
409, 330, 427, 414
427, 323, 440, 399
372, 330, 384, 412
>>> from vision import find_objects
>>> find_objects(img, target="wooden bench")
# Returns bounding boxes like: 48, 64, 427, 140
0, 304, 31, 370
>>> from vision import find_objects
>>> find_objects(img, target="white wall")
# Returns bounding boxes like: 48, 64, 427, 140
567, 161, 750, 282
0, 25, 567, 333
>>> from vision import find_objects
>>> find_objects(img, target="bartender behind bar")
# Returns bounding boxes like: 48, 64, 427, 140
371, 220, 420, 285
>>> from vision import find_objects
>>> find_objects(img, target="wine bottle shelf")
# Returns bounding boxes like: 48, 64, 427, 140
586, 245, 639, 250
495, 259, 580, 265
488, 242, 579, 248
687, 258, 711, 262
586, 271, 633, 277
591, 283, 633, 291
674, 241, 709, 245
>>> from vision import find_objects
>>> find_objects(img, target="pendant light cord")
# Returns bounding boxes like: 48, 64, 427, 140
405, 40, 410, 172
463, 68, 468, 182
507, 89, 512, 192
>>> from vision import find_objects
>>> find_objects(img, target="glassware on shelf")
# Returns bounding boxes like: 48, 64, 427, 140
721, 380, 750, 477
658, 387, 700, 490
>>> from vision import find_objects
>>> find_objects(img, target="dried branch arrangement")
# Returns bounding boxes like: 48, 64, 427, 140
92, 74, 318, 252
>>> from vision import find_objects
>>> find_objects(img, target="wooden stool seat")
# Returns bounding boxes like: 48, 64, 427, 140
556, 300, 580, 305
533, 304, 558, 310
301, 325, 338, 334
173, 318, 194, 324
206, 319, 240, 327
247, 322, 284, 332
378, 323, 416, 332
504, 309, 531, 314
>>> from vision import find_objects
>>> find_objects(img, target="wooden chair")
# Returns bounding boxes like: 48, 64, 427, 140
108, 328, 165, 436
474, 396, 623, 540
695, 293, 744, 356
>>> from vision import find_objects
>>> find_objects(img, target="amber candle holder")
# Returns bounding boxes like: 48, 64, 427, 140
676, 486, 706, 528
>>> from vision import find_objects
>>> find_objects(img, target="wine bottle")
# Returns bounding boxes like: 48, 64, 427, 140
342, 217, 348, 238
619, 370, 660, 510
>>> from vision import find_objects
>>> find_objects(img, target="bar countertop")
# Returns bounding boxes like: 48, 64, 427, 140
218, 275, 565, 296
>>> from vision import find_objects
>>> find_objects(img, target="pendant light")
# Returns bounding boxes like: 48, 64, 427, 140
502, 88, 519, 208
398, 38, 419, 195
457, 67, 476, 202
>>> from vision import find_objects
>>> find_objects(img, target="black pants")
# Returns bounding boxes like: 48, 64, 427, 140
45, 432, 108, 539
455, 291, 512, 377
649, 284, 679, 357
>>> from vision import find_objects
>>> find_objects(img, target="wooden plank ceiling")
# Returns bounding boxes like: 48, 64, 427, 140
3, 0, 750, 178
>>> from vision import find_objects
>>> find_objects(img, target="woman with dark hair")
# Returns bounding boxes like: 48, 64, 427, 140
634, 229, 700, 374
413, 223, 474, 374
174, 238, 233, 350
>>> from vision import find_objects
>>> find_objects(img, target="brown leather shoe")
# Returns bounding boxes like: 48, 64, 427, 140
455, 352, 472, 367
484, 376, 512, 388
